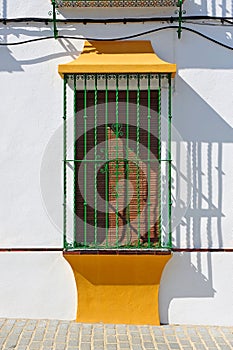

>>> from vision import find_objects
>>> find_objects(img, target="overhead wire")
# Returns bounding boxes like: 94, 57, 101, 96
0, 15, 233, 24
0, 25, 233, 50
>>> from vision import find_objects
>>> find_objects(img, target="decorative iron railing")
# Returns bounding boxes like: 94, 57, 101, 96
63, 73, 172, 251
55, 0, 180, 7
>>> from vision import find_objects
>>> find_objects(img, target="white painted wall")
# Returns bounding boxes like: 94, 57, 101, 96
0, 0, 233, 325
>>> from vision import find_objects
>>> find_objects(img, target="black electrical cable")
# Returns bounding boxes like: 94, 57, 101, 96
0, 25, 233, 50
1, 15, 233, 24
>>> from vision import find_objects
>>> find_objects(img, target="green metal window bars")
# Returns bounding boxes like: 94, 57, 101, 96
63, 73, 173, 251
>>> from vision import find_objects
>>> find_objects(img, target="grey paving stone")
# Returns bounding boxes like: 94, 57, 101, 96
32, 333, 45, 341
151, 328, 163, 336
68, 333, 80, 340
81, 335, 91, 342
42, 340, 54, 347
80, 343, 91, 350
106, 329, 116, 335
213, 336, 227, 343
12, 327, 25, 335
166, 336, 177, 342
68, 339, 79, 346
139, 326, 150, 334
116, 327, 127, 334
55, 336, 67, 342
131, 337, 141, 345
221, 327, 233, 334
192, 343, 206, 350
93, 341, 104, 347
15, 321, 27, 327
1, 326, 14, 333
119, 342, 130, 348
23, 331, 34, 338
157, 344, 169, 350
142, 335, 153, 342
132, 345, 143, 350
93, 332, 104, 339
44, 332, 56, 339
29, 342, 42, 349
175, 333, 187, 339
4, 340, 19, 349
56, 331, 68, 337
54, 343, 66, 350
18, 337, 31, 346
106, 335, 117, 343
105, 324, 116, 329
69, 324, 81, 332
154, 336, 166, 343
189, 337, 202, 343
106, 345, 117, 350
210, 329, 222, 336
46, 326, 57, 332
179, 339, 191, 346
118, 335, 129, 341
168, 343, 181, 349
202, 340, 216, 347
144, 341, 155, 348
216, 346, 232, 350
163, 328, 175, 335
81, 329, 92, 335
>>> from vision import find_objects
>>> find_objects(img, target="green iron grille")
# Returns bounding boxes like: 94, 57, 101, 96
63, 73, 172, 250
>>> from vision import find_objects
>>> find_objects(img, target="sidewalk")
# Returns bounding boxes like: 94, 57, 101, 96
0, 319, 232, 350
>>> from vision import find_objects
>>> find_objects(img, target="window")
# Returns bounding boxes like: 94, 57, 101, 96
59, 40, 175, 251
63, 73, 173, 250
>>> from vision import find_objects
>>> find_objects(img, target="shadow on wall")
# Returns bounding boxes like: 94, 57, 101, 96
155, 13, 233, 322
186, 0, 233, 17
159, 252, 216, 324
0, 21, 82, 72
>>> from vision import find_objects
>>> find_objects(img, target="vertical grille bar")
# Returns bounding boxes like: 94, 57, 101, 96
126, 75, 130, 244
73, 74, 77, 246
158, 75, 162, 247
136, 74, 141, 246
168, 73, 172, 248
94, 75, 98, 245
115, 74, 119, 247
83, 74, 87, 246
147, 74, 151, 247
105, 75, 109, 248
63, 74, 67, 248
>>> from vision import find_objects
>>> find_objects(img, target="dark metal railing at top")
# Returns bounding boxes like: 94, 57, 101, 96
55, 0, 179, 7
63, 73, 172, 251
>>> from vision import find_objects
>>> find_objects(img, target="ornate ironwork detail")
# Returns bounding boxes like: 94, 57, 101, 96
55, 0, 180, 7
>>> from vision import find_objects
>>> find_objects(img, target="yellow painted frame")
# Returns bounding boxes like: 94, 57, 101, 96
64, 253, 172, 325
60, 40, 175, 324
58, 41, 176, 78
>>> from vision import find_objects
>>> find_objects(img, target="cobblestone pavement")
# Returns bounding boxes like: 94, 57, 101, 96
0, 319, 232, 350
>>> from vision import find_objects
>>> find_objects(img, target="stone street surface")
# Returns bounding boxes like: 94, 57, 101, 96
0, 319, 232, 350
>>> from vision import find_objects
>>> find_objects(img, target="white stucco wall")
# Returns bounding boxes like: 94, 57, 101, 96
0, 0, 232, 325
